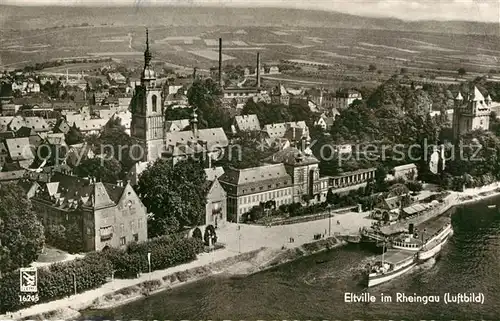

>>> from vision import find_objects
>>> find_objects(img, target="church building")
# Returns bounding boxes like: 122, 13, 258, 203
130, 30, 229, 167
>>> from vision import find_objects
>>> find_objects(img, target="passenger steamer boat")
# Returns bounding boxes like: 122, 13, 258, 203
367, 247, 417, 287
417, 221, 453, 261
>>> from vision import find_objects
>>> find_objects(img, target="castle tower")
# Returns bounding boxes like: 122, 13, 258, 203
130, 29, 165, 162
452, 87, 490, 141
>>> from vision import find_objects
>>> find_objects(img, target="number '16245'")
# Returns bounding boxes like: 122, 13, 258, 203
19, 294, 39, 303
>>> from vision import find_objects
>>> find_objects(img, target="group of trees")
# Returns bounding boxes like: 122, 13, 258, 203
0, 184, 45, 276
73, 118, 134, 183
137, 159, 208, 237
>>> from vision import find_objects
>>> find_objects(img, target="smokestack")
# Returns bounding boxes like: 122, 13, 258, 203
218, 38, 222, 86
256, 52, 261, 88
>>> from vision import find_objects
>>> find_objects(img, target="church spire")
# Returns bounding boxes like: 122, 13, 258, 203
144, 28, 152, 67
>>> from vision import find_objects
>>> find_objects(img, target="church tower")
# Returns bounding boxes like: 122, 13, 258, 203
131, 29, 165, 162
452, 86, 491, 141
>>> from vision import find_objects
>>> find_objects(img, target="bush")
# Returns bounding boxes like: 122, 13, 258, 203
192, 227, 202, 240
0, 252, 112, 314
406, 181, 423, 192
0, 236, 205, 314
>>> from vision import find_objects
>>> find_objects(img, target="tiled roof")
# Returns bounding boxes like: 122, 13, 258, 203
472, 86, 484, 102
46, 133, 66, 145
164, 128, 228, 152
264, 147, 319, 166
204, 166, 225, 181
394, 163, 417, 171
0, 170, 26, 181
36, 173, 124, 210
0, 117, 13, 126
8, 116, 25, 131
165, 119, 191, 132
15, 126, 36, 138
24, 117, 49, 132
220, 163, 290, 186
235, 114, 261, 132
262, 121, 309, 139
74, 119, 108, 132
5, 137, 35, 161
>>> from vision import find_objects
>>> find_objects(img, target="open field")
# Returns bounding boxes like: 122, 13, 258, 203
1, 22, 499, 87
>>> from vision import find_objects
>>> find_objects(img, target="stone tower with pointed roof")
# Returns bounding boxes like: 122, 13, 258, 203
131, 29, 165, 162
452, 86, 491, 141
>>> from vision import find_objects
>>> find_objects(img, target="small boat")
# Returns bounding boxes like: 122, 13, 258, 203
488, 205, 496, 208
367, 244, 417, 287
316, 259, 327, 264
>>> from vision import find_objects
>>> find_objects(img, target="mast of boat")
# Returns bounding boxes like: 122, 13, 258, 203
381, 238, 386, 264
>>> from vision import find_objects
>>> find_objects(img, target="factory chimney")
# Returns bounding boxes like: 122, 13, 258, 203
218, 38, 223, 86
256, 52, 261, 88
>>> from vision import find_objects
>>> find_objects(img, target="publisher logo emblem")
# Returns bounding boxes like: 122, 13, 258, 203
20, 267, 37, 293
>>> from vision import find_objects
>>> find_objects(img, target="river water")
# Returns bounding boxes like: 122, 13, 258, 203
81, 197, 500, 320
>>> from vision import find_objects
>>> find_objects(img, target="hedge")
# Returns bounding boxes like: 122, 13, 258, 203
0, 252, 112, 314
0, 236, 204, 314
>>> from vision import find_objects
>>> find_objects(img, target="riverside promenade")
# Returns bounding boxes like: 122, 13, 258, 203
0, 211, 374, 320
4, 182, 500, 320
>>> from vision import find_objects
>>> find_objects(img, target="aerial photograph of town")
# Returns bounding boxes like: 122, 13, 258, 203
0, 0, 499, 319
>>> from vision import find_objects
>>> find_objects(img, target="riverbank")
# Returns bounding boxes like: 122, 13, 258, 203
9, 237, 344, 321
4, 183, 500, 321
453, 182, 500, 205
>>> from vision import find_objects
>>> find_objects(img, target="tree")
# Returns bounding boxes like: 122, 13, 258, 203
95, 120, 135, 173
65, 124, 84, 145
192, 227, 202, 240
375, 166, 388, 192
400, 68, 408, 74
74, 157, 122, 184
458, 68, 466, 76
368, 64, 377, 72
137, 159, 207, 237
186, 78, 231, 129
0, 183, 45, 275
203, 225, 217, 246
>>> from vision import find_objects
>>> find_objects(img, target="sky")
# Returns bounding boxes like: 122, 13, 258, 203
1, 0, 500, 22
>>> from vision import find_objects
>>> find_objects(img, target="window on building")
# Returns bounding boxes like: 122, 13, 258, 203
268, 185, 272, 188
120, 237, 126, 245
259, 186, 263, 190
152, 95, 157, 112
120, 223, 125, 233
133, 233, 139, 242
100, 226, 113, 241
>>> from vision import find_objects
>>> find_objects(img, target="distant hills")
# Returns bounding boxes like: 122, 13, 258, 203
0, 5, 498, 36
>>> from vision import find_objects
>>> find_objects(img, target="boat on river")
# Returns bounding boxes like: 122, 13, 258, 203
367, 249, 417, 287
488, 205, 496, 209
417, 221, 453, 261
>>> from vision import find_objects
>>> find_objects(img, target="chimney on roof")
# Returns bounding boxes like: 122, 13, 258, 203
218, 38, 223, 87
256, 52, 261, 88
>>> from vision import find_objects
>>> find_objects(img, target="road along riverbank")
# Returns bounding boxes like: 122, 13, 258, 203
11, 237, 344, 321
4, 182, 500, 321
